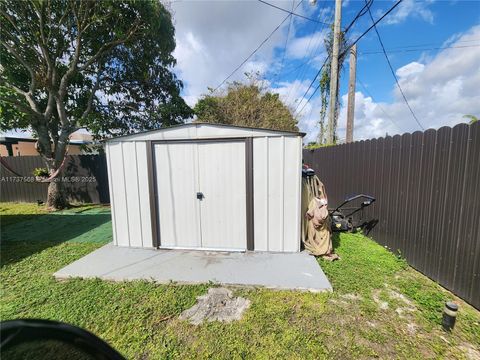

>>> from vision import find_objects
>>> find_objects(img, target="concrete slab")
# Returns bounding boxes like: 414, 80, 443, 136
54, 243, 332, 292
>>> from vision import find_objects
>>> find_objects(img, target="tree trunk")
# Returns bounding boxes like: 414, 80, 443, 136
46, 180, 67, 210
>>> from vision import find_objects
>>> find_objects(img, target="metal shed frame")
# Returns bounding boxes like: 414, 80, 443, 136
146, 137, 256, 250
106, 123, 305, 253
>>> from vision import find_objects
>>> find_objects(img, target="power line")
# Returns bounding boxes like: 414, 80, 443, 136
360, 44, 480, 55
213, 1, 303, 92
257, 0, 330, 25
293, 0, 404, 117
271, 0, 296, 84
357, 76, 403, 132
339, 0, 404, 59
283, 1, 331, 104
365, 38, 480, 51
366, 1, 425, 130
291, 0, 376, 113
293, 56, 329, 115
343, 0, 373, 34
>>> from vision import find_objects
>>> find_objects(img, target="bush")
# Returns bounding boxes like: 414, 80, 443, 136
32, 167, 49, 177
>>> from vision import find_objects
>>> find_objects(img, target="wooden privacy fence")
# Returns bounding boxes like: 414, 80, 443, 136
0, 154, 109, 204
303, 122, 480, 309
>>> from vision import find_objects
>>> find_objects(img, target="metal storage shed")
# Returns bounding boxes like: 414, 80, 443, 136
105, 123, 305, 252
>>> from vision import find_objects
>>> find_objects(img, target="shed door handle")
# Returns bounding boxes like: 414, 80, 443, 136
196, 192, 204, 200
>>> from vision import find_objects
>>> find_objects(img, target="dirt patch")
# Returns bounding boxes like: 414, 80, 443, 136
457, 343, 480, 360
389, 289, 415, 307
179, 287, 251, 325
341, 293, 363, 301
406, 322, 418, 335
372, 289, 389, 310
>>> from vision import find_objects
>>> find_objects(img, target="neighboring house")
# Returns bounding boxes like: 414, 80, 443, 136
0, 133, 97, 156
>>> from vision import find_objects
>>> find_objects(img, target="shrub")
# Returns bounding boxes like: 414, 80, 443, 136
32, 167, 49, 177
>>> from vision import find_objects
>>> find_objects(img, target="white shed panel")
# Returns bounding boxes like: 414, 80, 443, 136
252, 136, 302, 252
105, 123, 304, 253
135, 141, 153, 247
106, 142, 129, 246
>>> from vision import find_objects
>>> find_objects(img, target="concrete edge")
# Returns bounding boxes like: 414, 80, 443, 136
53, 273, 333, 293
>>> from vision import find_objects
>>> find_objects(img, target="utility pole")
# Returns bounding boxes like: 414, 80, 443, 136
346, 44, 357, 143
327, 0, 342, 144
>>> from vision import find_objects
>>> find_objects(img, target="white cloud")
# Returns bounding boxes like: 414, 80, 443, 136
271, 78, 325, 143
171, 0, 330, 107
395, 61, 425, 78
379, 0, 435, 25
336, 25, 480, 141
172, 1, 313, 106
170, 3, 478, 144
286, 30, 327, 59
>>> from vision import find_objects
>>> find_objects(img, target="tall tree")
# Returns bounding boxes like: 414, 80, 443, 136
194, 74, 298, 132
0, 0, 192, 209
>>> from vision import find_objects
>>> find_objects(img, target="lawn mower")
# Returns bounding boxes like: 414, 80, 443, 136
301, 164, 378, 235
329, 194, 378, 235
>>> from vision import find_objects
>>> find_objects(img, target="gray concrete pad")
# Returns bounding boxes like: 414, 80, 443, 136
54, 243, 332, 292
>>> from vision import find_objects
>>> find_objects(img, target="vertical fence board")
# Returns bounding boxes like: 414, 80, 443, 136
1, 154, 109, 204
303, 122, 480, 309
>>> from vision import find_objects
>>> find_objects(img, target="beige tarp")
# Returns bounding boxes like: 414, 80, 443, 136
301, 176, 333, 256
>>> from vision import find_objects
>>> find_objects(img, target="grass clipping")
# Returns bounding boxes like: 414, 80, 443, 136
179, 288, 251, 325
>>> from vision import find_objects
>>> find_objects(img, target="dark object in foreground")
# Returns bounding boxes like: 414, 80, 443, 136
442, 302, 458, 331
0, 319, 125, 360
329, 194, 378, 235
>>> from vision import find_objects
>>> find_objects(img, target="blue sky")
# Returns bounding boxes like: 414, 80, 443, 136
3, 0, 479, 142
336, 0, 479, 102
172, 0, 480, 142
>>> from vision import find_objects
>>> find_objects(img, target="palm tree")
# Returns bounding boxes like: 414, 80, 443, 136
463, 115, 479, 124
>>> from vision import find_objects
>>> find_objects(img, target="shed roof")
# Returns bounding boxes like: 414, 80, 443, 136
106, 123, 305, 142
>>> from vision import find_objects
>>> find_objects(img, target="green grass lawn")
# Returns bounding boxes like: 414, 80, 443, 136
1, 202, 479, 359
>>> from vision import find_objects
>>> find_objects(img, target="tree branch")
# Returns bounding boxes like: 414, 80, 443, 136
81, 67, 103, 121
0, 40, 36, 93
32, 2, 55, 85
44, 92, 56, 119
3, 83, 42, 115
78, 20, 141, 71
0, 96, 41, 123
0, 9, 22, 35
57, 26, 82, 100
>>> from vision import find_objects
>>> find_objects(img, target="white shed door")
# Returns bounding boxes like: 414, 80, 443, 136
154, 141, 246, 250
197, 141, 246, 250
155, 142, 201, 248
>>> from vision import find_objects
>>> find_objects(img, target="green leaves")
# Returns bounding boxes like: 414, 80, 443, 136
0, 0, 192, 138
194, 76, 298, 132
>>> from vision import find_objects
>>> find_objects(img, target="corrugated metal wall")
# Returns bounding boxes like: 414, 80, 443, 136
303, 122, 479, 309
1, 155, 109, 204
253, 136, 302, 252
106, 142, 153, 248
106, 134, 302, 252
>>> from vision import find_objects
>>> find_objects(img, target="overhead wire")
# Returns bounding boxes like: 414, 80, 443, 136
363, 38, 480, 51
291, 0, 374, 114
360, 44, 480, 55
293, 0, 404, 117
212, 1, 303, 92
293, 56, 329, 116
271, 0, 296, 84
283, 0, 331, 105
365, 0, 425, 130
343, 0, 374, 34
339, 0, 404, 59
257, 0, 330, 25
357, 76, 404, 132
